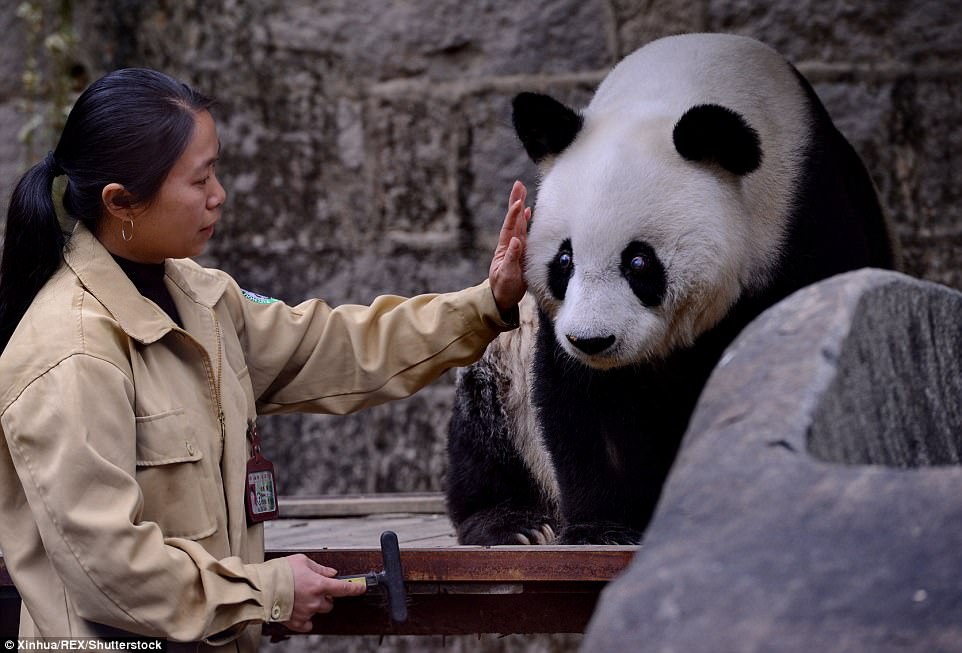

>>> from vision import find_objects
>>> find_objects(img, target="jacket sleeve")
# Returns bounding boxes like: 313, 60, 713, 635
227, 278, 518, 415
1, 353, 294, 641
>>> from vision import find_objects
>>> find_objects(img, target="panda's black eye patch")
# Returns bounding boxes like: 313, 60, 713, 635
548, 239, 574, 301
620, 241, 666, 307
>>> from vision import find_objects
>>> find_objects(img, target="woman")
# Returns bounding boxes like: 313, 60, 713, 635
0, 68, 529, 648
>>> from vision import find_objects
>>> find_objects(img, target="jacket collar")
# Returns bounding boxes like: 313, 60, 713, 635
64, 223, 227, 344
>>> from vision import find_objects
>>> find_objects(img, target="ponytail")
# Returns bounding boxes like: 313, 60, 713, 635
0, 68, 213, 355
0, 154, 67, 352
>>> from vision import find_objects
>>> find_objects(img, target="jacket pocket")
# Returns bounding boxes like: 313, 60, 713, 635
135, 409, 218, 541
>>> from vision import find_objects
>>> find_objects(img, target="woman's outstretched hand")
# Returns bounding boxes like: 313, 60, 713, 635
488, 180, 531, 314
283, 554, 366, 633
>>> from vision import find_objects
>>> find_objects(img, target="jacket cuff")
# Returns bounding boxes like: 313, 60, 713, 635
257, 556, 295, 623
200, 557, 294, 646
470, 280, 520, 333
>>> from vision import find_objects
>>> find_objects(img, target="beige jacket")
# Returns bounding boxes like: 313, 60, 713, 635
0, 224, 513, 649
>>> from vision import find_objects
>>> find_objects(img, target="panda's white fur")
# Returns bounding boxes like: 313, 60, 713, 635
494, 293, 559, 502
446, 33, 896, 546
527, 34, 810, 367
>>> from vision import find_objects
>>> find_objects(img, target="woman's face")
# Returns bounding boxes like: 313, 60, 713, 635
125, 109, 226, 262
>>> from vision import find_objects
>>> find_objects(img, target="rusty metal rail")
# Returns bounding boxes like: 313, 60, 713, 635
266, 546, 634, 636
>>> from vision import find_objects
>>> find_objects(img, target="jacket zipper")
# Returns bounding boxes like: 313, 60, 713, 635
213, 312, 225, 445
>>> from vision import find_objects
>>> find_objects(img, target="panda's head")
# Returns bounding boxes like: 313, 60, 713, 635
514, 35, 808, 370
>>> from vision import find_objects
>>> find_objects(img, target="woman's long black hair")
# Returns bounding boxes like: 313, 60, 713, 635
0, 68, 213, 352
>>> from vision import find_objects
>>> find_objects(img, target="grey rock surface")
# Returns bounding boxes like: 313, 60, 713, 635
584, 269, 962, 652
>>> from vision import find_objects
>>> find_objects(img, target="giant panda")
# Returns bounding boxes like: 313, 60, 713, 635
445, 33, 898, 545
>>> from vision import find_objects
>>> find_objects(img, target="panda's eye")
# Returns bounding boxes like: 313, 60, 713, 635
620, 240, 667, 307
548, 239, 574, 301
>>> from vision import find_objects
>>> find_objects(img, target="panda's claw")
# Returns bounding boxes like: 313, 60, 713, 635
536, 523, 557, 544
513, 532, 531, 545
516, 523, 556, 545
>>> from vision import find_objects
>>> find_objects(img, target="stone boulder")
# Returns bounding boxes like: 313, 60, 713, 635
584, 269, 962, 652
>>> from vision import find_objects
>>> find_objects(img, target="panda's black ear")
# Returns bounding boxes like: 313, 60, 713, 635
512, 92, 583, 164
672, 104, 762, 176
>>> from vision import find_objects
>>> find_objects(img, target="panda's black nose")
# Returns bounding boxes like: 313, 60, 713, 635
566, 334, 616, 355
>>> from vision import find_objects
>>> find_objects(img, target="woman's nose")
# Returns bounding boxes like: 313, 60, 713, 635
208, 174, 226, 209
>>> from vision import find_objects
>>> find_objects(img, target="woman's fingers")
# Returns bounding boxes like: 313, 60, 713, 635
499, 197, 526, 250
305, 558, 337, 577
507, 179, 526, 211
322, 576, 368, 598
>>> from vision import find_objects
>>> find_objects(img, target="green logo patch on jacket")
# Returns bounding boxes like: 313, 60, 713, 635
241, 289, 279, 305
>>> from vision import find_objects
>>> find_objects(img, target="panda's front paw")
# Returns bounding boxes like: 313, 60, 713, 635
558, 522, 641, 545
455, 509, 558, 545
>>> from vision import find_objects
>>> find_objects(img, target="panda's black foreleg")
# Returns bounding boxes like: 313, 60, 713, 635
532, 324, 658, 545
446, 361, 558, 545
540, 386, 684, 545
540, 413, 645, 545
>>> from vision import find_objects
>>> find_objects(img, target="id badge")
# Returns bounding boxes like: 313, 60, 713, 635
246, 420, 279, 523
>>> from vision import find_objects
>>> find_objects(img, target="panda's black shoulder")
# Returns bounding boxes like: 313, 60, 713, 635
771, 66, 897, 293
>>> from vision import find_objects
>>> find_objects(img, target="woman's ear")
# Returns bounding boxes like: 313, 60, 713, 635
101, 183, 133, 220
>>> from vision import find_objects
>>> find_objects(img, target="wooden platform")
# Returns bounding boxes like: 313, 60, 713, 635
265, 492, 457, 549
1, 494, 637, 637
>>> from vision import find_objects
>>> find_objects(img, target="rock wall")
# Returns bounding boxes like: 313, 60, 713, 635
1, 0, 959, 500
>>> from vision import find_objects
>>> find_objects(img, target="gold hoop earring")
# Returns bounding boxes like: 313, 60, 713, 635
121, 217, 134, 242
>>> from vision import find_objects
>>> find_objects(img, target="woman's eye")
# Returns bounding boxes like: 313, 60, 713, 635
630, 255, 647, 272
196, 177, 209, 186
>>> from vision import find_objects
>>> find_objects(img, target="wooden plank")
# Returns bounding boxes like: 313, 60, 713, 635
278, 493, 447, 518
265, 514, 457, 550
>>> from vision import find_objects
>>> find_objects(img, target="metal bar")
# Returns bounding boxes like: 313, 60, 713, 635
1, 548, 636, 587
266, 547, 635, 583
